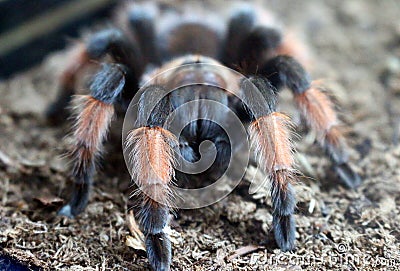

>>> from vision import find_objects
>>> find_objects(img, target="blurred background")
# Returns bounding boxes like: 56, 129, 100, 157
0, 0, 117, 79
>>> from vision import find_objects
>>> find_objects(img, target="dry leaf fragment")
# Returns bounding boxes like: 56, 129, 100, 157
34, 195, 64, 206
126, 210, 146, 251
227, 245, 264, 261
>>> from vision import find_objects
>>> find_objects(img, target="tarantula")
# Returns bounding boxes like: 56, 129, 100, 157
47, 2, 361, 271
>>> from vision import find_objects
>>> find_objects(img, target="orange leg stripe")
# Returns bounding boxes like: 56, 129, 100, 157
126, 127, 177, 205
250, 112, 295, 174
294, 84, 339, 141
72, 95, 115, 153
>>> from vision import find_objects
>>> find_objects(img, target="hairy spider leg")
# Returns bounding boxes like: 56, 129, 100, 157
124, 2, 160, 65
242, 77, 297, 251
58, 63, 127, 217
126, 85, 177, 271
259, 55, 361, 188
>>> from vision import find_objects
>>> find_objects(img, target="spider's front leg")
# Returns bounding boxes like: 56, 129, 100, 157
125, 86, 177, 271
245, 77, 297, 251
59, 63, 128, 217
259, 55, 361, 188
46, 28, 141, 123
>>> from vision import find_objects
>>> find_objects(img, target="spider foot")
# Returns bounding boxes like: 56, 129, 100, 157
334, 163, 362, 189
58, 182, 90, 218
57, 200, 87, 219
273, 214, 296, 252
145, 232, 172, 271
58, 204, 74, 218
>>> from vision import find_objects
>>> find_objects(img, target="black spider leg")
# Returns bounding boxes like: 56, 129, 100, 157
222, 5, 283, 72
221, 5, 256, 67
126, 86, 177, 271
242, 77, 297, 251
127, 4, 160, 65
237, 26, 282, 73
259, 55, 362, 188
46, 28, 141, 123
58, 63, 129, 218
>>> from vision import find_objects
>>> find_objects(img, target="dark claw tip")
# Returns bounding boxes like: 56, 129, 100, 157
334, 163, 362, 189
145, 232, 172, 271
58, 204, 75, 218
273, 215, 296, 252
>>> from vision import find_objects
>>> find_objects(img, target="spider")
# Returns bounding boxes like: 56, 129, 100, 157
47, 2, 361, 271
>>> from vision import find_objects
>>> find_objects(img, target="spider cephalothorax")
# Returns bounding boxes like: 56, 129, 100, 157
47, 2, 361, 271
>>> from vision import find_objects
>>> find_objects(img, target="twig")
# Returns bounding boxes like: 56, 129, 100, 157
227, 245, 264, 261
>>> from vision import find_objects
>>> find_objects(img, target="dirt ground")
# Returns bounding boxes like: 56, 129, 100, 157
1, 0, 400, 270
